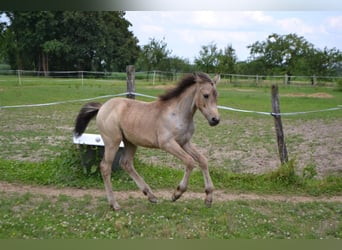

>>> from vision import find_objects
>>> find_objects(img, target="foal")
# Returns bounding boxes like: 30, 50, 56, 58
74, 72, 220, 210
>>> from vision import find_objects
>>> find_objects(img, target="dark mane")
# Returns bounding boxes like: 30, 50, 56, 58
159, 72, 212, 101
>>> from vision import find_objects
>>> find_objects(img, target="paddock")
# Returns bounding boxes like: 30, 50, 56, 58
0, 71, 341, 177
1, 71, 342, 239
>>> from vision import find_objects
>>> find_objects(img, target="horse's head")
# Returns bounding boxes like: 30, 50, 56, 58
194, 73, 220, 126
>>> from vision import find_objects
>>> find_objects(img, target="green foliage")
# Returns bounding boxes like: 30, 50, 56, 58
2, 11, 139, 72
335, 78, 342, 92
267, 159, 299, 185
136, 37, 171, 72
2, 10, 341, 76
194, 42, 237, 74
247, 33, 342, 76
302, 163, 318, 181
194, 42, 220, 73
0, 149, 341, 196
0, 63, 10, 70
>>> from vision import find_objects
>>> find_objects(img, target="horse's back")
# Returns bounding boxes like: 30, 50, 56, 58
96, 97, 161, 148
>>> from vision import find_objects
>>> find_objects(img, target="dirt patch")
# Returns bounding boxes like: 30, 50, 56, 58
309, 93, 334, 98
137, 118, 341, 177
283, 92, 333, 98
284, 119, 342, 176
1, 181, 341, 203
148, 85, 172, 90
233, 88, 257, 92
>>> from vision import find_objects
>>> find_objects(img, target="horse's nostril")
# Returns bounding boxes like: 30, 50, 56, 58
210, 117, 220, 126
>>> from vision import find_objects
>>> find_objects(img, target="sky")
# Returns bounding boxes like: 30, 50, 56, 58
124, 11, 342, 62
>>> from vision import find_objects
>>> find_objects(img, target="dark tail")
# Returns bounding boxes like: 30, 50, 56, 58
74, 102, 102, 137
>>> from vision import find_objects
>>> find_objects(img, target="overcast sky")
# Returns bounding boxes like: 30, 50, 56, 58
125, 11, 342, 62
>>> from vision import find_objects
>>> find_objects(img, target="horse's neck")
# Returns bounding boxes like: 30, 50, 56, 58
174, 86, 197, 121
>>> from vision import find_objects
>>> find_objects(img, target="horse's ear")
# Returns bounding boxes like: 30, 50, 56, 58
193, 72, 199, 82
213, 74, 221, 85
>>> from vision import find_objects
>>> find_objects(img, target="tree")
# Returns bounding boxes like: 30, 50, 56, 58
1, 11, 140, 72
194, 43, 237, 74
217, 44, 237, 74
247, 33, 342, 76
307, 47, 342, 76
194, 42, 220, 73
247, 33, 315, 75
235, 59, 266, 75
136, 37, 172, 71
0, 12, 7, 64
166, 56, 195, 73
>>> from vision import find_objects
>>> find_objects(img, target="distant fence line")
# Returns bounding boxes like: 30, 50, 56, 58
0, 69, 341, 87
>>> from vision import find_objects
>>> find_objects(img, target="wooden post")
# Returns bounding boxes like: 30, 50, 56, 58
311, 75, 316, 86
152, 70, 156, 85
256, 74, 259, 86
284, 74, 288, 85
17, 70, 22, 86
271, 84, 288, 164
126, 65, 135, 99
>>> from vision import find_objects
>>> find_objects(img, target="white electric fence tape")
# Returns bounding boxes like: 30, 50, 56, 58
1, 92, 341, 117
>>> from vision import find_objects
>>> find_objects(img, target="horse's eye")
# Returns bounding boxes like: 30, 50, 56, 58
203, 94, 209, 99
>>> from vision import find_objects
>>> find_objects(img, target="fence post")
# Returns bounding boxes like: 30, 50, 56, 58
126, 65, 135, 99
271, 84, 288, 164
81, 71, 84, 87
284, 74, 288, 85
152, 70, 156, 85
17, 70, 22, 86
311, 75, 316, 86
256, 74, 259, 86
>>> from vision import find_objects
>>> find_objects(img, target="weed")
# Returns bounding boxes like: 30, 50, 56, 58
302, 163, 318, 180
267, 159, 300, 185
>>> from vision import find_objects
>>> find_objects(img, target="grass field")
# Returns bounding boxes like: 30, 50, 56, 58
0, 74, 341, 239
1, 75, 341, 175
1, 191, 341, 239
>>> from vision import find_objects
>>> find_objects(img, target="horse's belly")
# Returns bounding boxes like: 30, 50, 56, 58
125, 134, 158, 148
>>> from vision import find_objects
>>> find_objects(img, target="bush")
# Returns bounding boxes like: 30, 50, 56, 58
0, 64, 11, 70
335, 79, 342, 92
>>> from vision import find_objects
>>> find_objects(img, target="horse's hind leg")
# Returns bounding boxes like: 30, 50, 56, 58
100, 140, 121, 211
120, 141, 157, 203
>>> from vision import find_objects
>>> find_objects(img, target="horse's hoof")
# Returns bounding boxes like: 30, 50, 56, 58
110, 204, 121, 211
148, 196, 158, 204
204, 199, 212, 208
172, 193, 182, 202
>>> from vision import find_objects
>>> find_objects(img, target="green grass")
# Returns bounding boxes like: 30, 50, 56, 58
0, 75, 341, 239
0, 75, 341, 181
0, 145, 341, 196
0, 191, 341, 239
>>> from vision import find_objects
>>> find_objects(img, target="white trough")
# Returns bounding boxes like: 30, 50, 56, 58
73, 133, 124, 174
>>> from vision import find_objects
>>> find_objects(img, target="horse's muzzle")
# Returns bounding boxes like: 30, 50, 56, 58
209, 117, 220, 126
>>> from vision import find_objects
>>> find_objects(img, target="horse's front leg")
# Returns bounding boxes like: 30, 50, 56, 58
161, 140, 196, 202
183, 143, 214, 207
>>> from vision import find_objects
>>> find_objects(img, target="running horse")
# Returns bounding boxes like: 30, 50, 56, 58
74, 72, 220, 210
